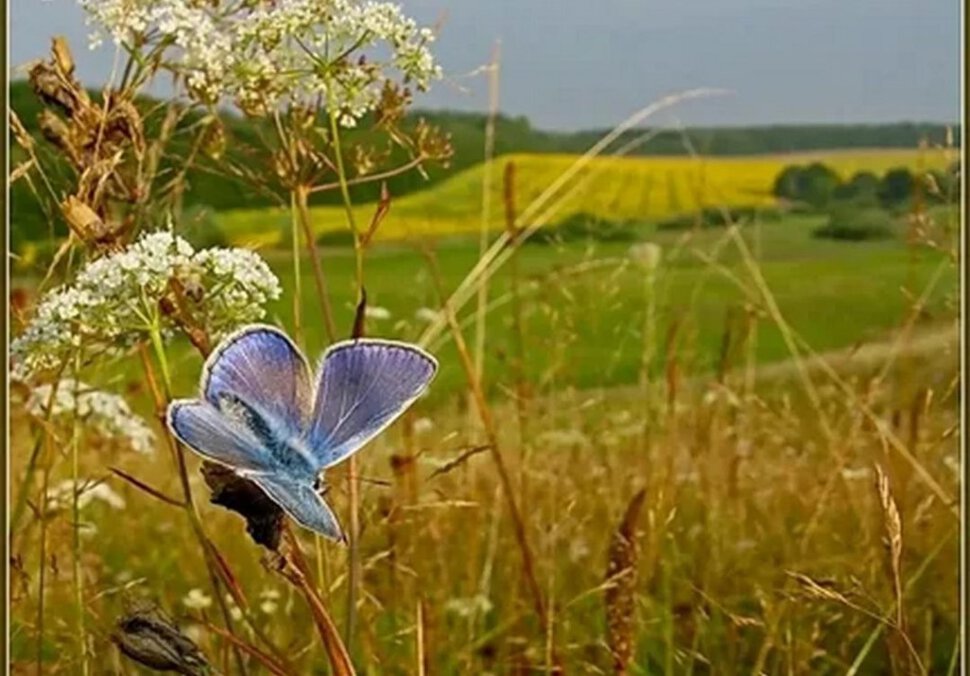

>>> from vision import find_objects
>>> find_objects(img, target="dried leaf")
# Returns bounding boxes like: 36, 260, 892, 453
201, 462, 284, 550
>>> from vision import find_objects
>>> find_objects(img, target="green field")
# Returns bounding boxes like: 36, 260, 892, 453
157, 212, 954, 403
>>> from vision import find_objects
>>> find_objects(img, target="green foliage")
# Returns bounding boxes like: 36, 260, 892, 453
773, 162, 841, 208
878, 167, 915, 208
813, 206, 895, 241
529, 212, 643, 245
833, 171, 880, 205
656, 206, 782, 231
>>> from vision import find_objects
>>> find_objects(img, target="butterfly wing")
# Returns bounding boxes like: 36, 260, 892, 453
167, 400, 274, 473
202, 325, 313, 439
251, 474, 345, 542
306, 339, 437, 469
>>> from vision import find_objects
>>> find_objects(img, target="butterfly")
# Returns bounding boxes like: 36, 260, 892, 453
166, 324, 437, 542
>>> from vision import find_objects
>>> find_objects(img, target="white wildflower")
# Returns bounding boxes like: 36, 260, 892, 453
11, 231, 281, 380
27, 380, 156, 454
259, 588, 281, 615
840, 467, 873, 481
629, 242, 662, 271
183, 589, 213, 611
536, 429, 591, 449
46, 479, 126, 512
224, 594, 243, 622
364, 305, 392, 321
413, 417, 434, 434
943, 454, 959, 477
444, 595, 493, 619
78, 0, 441, 117
414, 307, 439, 323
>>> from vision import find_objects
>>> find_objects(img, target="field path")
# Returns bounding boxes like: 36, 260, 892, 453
539, 323, 959, 412
751, 323, 958, 383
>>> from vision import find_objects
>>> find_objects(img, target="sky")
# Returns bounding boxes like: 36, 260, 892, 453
9, 0, 961, 131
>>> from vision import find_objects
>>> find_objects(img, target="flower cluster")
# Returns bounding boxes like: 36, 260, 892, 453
79, 0, 441, 122
11, 231, 281, 380
46, 478, 127, 512
27, 379, 157, 454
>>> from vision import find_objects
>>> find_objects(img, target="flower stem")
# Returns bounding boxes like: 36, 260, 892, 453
143, 328, 251, 676
291, 190, 305, 343
69, 360, 90, 676
327, 95, 363, 653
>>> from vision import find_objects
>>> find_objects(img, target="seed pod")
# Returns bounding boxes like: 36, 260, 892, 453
112, 598, 210, 676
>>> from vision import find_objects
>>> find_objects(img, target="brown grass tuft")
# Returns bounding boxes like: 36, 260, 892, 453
605, 488, 647, 674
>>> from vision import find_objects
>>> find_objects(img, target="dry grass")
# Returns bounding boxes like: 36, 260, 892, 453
8, 38, 961, 676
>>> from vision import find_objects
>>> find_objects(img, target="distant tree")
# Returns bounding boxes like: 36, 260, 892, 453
833, 171, 880, 204
877, 167, 915, 207
773, 162, 840, 208
772, 165, 804, 201
800, 162, 841, 208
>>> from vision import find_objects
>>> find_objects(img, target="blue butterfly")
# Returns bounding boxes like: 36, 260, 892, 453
167, 324, 437, 542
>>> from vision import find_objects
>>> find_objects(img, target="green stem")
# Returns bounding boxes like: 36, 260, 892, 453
69, 363, 89, 676
290, 190, 304, 343
145, 323, 251, 676
326, 96, 362, 656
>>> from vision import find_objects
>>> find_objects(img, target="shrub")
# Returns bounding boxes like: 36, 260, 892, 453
833, 171, 880, 204
813, 207, 895, 241
530, 212, 642, 244
656, 206, 782, 231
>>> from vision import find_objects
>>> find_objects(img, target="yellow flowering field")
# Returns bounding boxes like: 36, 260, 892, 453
218, 148, 949, 247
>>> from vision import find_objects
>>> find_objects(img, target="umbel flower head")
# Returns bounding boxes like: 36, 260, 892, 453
79, 0, 441, 121
11, 231, 281, 380
27, 379, 156, 454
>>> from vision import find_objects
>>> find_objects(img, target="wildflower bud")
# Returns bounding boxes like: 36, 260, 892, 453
628, 242, 662, 272
51, 36, 75, 77
112, 598, 211, 676
200, 117, 226, 161
159, 297, 177, 316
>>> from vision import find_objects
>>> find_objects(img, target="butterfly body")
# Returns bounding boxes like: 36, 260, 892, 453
167, 324, 437, 542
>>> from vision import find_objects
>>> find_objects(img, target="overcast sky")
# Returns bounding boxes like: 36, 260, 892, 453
9, 0, 961, 130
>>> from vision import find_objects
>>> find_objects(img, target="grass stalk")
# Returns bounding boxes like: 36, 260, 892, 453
472, 43, 502, 390
326, 90, 365, 655
294, 183, 337, 343
68, 373, 89, 676
423, 251, 561, 668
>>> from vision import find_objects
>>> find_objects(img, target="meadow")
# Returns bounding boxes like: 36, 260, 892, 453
216, 149, 949, 246
8, 17, 961, 676
11, 203, 960, 674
